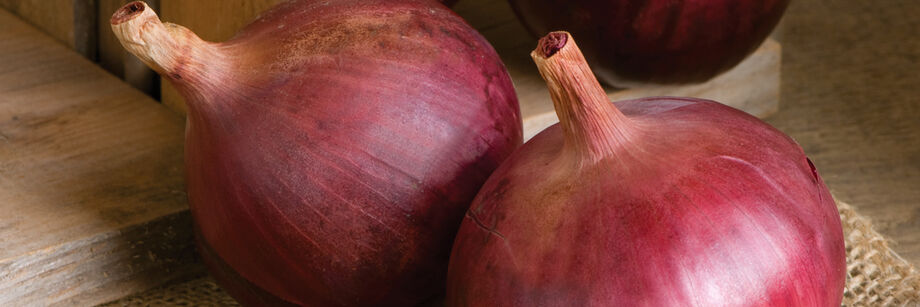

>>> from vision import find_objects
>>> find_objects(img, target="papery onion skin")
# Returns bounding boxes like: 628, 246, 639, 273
508, 0, 790, 85
445, 32, 845, 306
112, 1, 522, 306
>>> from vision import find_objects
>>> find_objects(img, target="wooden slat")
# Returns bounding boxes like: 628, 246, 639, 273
0, 8, 198, 306
0, 0, 96, 58
97, 0, 131, 78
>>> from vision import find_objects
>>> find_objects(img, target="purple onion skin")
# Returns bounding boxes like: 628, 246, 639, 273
112, 0, 521, 305
443, 33, 848, 305
195, 231, 299, 307
508, 0, 790, 85
188, 2, 521, 305
446, 97, 845, 305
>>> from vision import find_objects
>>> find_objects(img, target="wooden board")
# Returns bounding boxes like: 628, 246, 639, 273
0, 0, 95, 59
154, 0, 779, 131
0, 8, 200, 306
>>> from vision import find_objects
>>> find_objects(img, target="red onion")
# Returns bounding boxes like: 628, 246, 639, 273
508, 0, 790, 85
446, 32, 845, 306
111, 1, 521, 305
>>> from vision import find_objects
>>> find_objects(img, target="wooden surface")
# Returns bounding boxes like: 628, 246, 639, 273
0, 0, 95, 58
0, 8, 199, 306
97, 0, 128, 77
764, 0, 920, 265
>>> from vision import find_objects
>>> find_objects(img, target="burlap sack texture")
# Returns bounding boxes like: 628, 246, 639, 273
838, 201, 920, 306
104, 201, 919, 306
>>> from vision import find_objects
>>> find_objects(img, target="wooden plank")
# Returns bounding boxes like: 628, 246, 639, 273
97, 0, 159, 96
97, 0, 131, 78
451, 0, 780, 140
158, 0, 282, 114
0, 0, 96, 59
0, 8, 198, 306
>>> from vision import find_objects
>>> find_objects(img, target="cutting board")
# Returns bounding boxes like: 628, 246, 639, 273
0, 8, 199, 306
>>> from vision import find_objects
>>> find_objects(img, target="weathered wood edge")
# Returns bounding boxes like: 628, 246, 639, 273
0, 0, 97, 59
1, 212, 201, 306
0, 7, 196, 306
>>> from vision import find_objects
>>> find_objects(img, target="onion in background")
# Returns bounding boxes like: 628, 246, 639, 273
508, 0, 790, 86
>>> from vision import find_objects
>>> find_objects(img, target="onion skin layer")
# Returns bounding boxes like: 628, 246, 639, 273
112, 1, 522, 306
508, 0, 790, 85
445, 32, 845, 306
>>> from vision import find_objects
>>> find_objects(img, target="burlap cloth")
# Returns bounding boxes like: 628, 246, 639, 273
103, 201, 919, 306
837, 201, 920, 306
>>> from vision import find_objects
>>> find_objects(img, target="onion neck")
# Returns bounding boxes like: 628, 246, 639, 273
532, 32, 635, 163
111, 1, 228, 105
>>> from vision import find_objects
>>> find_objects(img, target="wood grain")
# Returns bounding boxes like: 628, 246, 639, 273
0, 8, 197, 306
0, 0, 95, 58
97, 0, 127, 77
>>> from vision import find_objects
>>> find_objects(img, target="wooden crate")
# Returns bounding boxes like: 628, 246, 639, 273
0, 0, 95, 58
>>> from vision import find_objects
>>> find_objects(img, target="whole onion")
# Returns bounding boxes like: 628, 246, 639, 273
445, 32, 845, 306
111, 1, 522, 305
508, 0, 790, 85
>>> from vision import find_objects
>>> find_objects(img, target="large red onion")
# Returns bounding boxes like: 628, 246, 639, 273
508, 0, 790, 85
446, 32, 845, 306
111, 1, 521, 305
